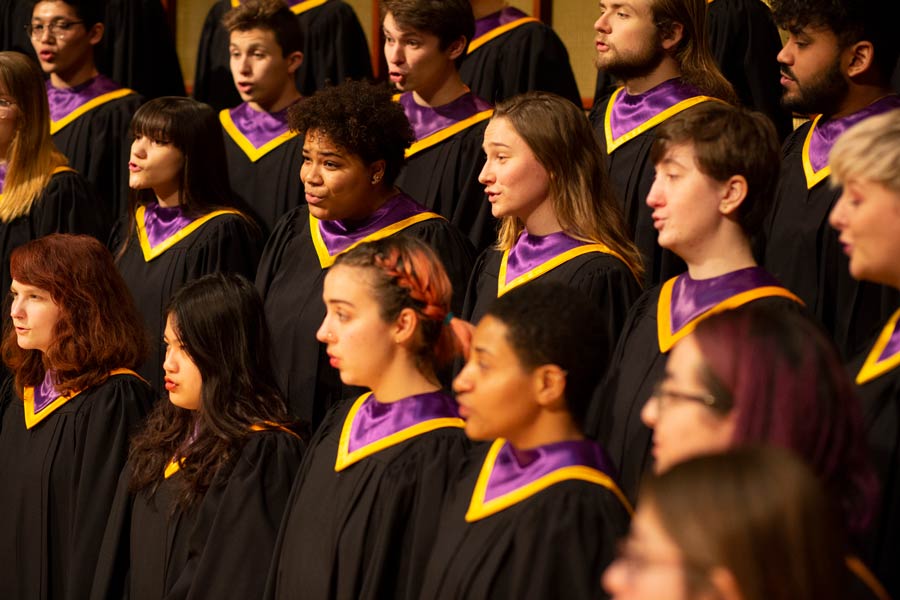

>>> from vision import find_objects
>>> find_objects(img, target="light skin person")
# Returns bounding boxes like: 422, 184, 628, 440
0, 86, 15, 162
30, 0, 102, 88
128, 136, 186, 208
228, 27, 302, 114
10, 280, 61, 354
162, 316, 203, 411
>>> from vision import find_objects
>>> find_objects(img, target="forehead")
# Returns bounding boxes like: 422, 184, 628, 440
324, 265, 374, 297
383, 12, 438, 39
229, 27, 281, 49
657, 142, 700, 168
600, 0, 654, 16
303, 130, 347, 154
33, 0, 78, 19
473, 315, 522, 362
483, 117, 526, 146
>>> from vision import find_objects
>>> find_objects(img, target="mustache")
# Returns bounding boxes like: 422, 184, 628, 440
780, 66, 796, 81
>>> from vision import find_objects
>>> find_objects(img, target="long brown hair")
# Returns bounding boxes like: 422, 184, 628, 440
128, 273, 298, 510
651, 0, 737, 103
493, 92, 643, 281
1, 234, 147, 394
643, 447, 847, 600
0, 51, 69, 222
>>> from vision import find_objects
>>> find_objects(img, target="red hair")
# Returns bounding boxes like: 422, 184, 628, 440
2, 234, 148, 394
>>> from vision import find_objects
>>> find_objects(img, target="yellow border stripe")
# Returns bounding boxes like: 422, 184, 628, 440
467, 17, 540, 54
50, 88, 136, 134
309, 210, 444, 269
406, 109, 494, 158
23, 368, 140, 429
846, 556, 891, 600
219, 109, 298, 163
2, 166, 76, 201
856, 308, 900, 384
232, 0, 327, 13
334, 392, 465, 472
497, 243, 628, 297
465, 439, 633, 522
801, 114, 831, 189
604, 89, 719, 153
136, 206, 242, 262
656, 277, 804, 353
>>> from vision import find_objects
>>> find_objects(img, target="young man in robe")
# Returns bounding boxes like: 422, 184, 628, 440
590, 0, 736, 287
382, 0, 496, 251
221, 0, 305, 238
29, 0, 142, 237
762, 0, 900, 359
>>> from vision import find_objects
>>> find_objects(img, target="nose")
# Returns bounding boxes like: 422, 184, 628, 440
640, 394, 659, 428
162, 346, 176, 374
776, 43, 791, 66
238, 55, 252, 74
315, 315, 331, 344
477, 160, 493, 186
452, 362, 475, 394
594, 12, 610, 33
829, 191, 850, 231
601, 557, 628, 596
385, 41, 404, 66
131, 137, 147, 159
302, 161, 322, 186
646, 176, 664, 208
9, 294, 23, 320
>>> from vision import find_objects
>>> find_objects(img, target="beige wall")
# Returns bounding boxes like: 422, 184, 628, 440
175, 0, 601, 100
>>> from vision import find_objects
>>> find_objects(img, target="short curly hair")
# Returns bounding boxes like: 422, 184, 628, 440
288, 80, 414, 186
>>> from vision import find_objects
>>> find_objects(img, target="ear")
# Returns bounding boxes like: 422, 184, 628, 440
446, 36, 467, 62
846, 40, 875, 78
392, 307, 419, 345
532, 364, 568, 410
286, 51, 304, 75
708, 567, 742, 600
718, 175, 748, 216
660, 21, 684, 52
88, 22, 104, 46
369, 159, 387, 185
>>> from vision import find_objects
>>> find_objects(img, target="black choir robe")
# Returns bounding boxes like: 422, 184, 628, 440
459, 13, 581, 107
848, 314, 900, 600
255, 204, 476, 426
0, 371, 155, 600
95, 0, 186, 98
761, 122, 900, 359
193, 0, 372, 111
417, 441, 631, 600
91, 427, 305, 600
51, 88, 143, 237
462, 245, 641, 370
266, 394, 471, 600
0, 0, 32, 54
220, 111, 305, 238
586, 283, 805, 503
0, 167, 104, 296
112, 210, 262, 393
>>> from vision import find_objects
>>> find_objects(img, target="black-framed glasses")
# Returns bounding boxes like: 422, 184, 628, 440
648, 381, 717, 411
25, 20, 85, 40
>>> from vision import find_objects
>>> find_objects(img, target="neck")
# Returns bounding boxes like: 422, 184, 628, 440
622, 59, 681, 95
683, 232, 756, 279
411, 71, 469, 108
49, 61, 99, 89
370, 360, 440, 405
507, 413, 583, 451
471, 0, 507, 19
154, 184, 182, 208
343, 185, 397, 222
521, 198, 562, 236
249, 84, 301, 114
828, 84, 894, 120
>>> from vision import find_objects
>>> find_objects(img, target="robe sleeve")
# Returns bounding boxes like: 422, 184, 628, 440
89, 467, 135, 600
34, 171, 107, 242
185, 213, 263, 284
255, 208, 303, 299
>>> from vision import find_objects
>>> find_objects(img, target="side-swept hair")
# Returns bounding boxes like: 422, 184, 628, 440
222, 0, 304, 56
651, 0, 737, 103
830, 109, 900, 193
0, 51, 70, 222
30, 0, 104, 27
1, 234, 148, 393
128, 273, 297, 509
493, 92, 643, 281
691, 304, 878, 534
643, 447, 847, 600
381, 0, 474, 62
483, 282, 611, 429
651, 102, 780, 237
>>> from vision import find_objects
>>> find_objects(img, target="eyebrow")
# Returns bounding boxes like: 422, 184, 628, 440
482, 141, 511, 151
325, 298, 354, 308
303, 148, 344, 158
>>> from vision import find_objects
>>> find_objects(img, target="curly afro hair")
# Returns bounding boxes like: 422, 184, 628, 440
288, 80, 415, 186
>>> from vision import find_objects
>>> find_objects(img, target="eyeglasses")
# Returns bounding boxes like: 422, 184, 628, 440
25, 20, 85, 40
648, 381, 717, 412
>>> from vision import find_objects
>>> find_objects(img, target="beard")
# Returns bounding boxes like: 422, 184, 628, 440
780, 56, 849, 117
595, 32, 667, 83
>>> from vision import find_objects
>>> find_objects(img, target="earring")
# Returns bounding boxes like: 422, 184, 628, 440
372, 173, 383, 185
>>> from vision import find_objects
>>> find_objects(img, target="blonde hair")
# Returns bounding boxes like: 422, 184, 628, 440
0, 51, 69, 222
493, 92, 643, 281
652, 0, 737, 103
830, 109, 900, 193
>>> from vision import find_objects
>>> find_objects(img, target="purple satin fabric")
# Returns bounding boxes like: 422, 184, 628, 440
318, 192, 429, 255
670, 267, 781, 333
46, 74, 120, 123
143, 202, 196, 248
878, 319, 900, 362
33, 370, 60, 414
505, 230, 585, 283
474, 6, 528, 39
228, 102, 291, 148
347, 390, 461, 454
609, 78, 704, 140
0, 162, 7, 194
484, 439, 617, 503
399, 91, 492, 141
810, 95, 900, 172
